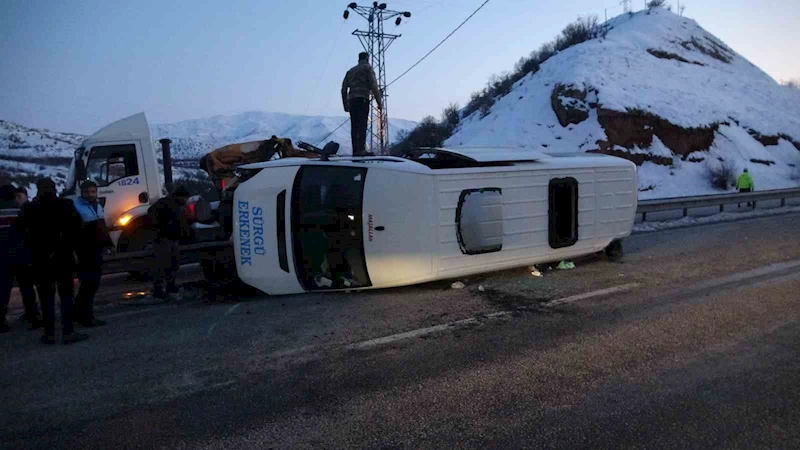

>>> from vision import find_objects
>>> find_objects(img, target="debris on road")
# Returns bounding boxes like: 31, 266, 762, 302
557, 261, 576, 270
451, 281, 466, 289
478, 285, 485, 292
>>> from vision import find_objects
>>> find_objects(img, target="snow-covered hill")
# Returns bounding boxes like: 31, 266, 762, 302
1, 111, 417, 193
446, 7, 800, 198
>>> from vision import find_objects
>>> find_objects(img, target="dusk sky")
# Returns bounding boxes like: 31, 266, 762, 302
1, 0, 798, 134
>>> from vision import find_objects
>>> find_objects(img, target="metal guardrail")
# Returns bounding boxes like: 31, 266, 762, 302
104, 240, 230, 262
637, 187, 800, 222
102, 240, 231, 275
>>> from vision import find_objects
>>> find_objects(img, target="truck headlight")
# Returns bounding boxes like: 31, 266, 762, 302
116, 214, 132, 227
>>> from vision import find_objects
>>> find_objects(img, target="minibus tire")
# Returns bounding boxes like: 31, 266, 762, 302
604, 239, 624, 262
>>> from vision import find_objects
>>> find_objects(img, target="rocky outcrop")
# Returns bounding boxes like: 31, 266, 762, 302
747, 129, 780, 146
746, 129, 800, 151
587, 147, 674, 166
551, 84, 590, 127
646, 49, 704, 66
679, 36, 733, 63
595, 108, 718, 160
749, 158, 775, 166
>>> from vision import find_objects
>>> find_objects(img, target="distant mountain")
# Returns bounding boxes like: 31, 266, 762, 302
0, 111, 418, 193
0, 119, 84, 192
152, 111, 417, 160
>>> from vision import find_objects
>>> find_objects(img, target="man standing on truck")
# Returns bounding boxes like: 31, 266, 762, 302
1, 185, 42, 332
17, 178, 88, 344
342, 52, 383, 156
72, 181, 113, 327
148, 185, 191, 300
736, 168, 755, 208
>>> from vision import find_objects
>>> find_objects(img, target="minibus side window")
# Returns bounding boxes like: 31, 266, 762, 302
549, 177, 579, 248
456, 188, 503, 255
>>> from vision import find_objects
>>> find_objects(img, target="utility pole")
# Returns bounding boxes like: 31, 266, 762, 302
343, 2, 411, 155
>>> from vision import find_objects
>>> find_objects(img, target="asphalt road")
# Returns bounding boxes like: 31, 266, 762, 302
2, 212, 800, 449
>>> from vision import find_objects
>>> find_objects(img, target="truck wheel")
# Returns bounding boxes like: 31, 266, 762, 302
123, 228, 156, 280
604, 239, 624, 262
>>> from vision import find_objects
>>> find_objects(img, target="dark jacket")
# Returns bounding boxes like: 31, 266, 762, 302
341, 62, 382, 107
148, 196, 189, 241
17, 195, 82, 269
72, 197, 113, 270
72, 197, 113, 250
0, 200, 30, 265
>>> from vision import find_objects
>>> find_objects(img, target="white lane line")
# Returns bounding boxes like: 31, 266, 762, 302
346, 284, 638, 351
225, 303, 241, 316
206, 303, 242, 337
207, 323, 218, 336
542, 283, 640, 307
346, 318, 481, 350
682, 259, 800, 293
102, 306, 164, 319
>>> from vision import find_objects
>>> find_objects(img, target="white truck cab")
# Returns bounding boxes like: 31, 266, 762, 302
233, 148, 638, 295
65, 113, 165, 252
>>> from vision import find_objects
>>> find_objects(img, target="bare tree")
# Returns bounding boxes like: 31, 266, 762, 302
783, 79, 800, 90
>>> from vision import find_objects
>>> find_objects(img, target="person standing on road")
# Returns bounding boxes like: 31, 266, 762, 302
12, 185, 42, 330
342, 52, 383, 156
1, 185, 43, 332
72, 181, 113, 327
17, 178, 88, 344
736, 168, 755, 208
148, 185, 191, 300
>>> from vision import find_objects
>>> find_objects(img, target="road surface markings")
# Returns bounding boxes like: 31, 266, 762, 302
542, 283, 640, 307
207, 323, 218, 336
347, 284, 639, 350
103, 306, 164, 319
207, 303, 242, 337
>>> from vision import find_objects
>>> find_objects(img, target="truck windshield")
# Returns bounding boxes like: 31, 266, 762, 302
291, 165, 371, 290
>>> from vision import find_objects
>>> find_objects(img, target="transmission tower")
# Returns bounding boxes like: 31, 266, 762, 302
343, 2, 411, 155
620, 0, 632, 13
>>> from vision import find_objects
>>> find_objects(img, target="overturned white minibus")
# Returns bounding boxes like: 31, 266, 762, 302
233, 148, 637, 295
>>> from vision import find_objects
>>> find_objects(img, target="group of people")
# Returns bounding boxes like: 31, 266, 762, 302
1, 178, 107, 344
1, 176, 192, 345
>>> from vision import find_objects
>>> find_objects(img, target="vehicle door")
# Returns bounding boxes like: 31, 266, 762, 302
83, 142, 147, 227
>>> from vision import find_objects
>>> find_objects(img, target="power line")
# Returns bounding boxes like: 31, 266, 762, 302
387, 0, 491, 88
317, 0, 491, 149
314, 118, 350, 146
344, 3, 412, 155
304, 19, 346, 117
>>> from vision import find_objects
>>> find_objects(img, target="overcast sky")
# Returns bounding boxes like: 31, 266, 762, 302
1, 0, 798, 134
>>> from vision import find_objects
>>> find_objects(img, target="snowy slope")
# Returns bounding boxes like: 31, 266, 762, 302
0, 120, 84, 193
0, 119, 84, 160
446, 7, 800, 199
